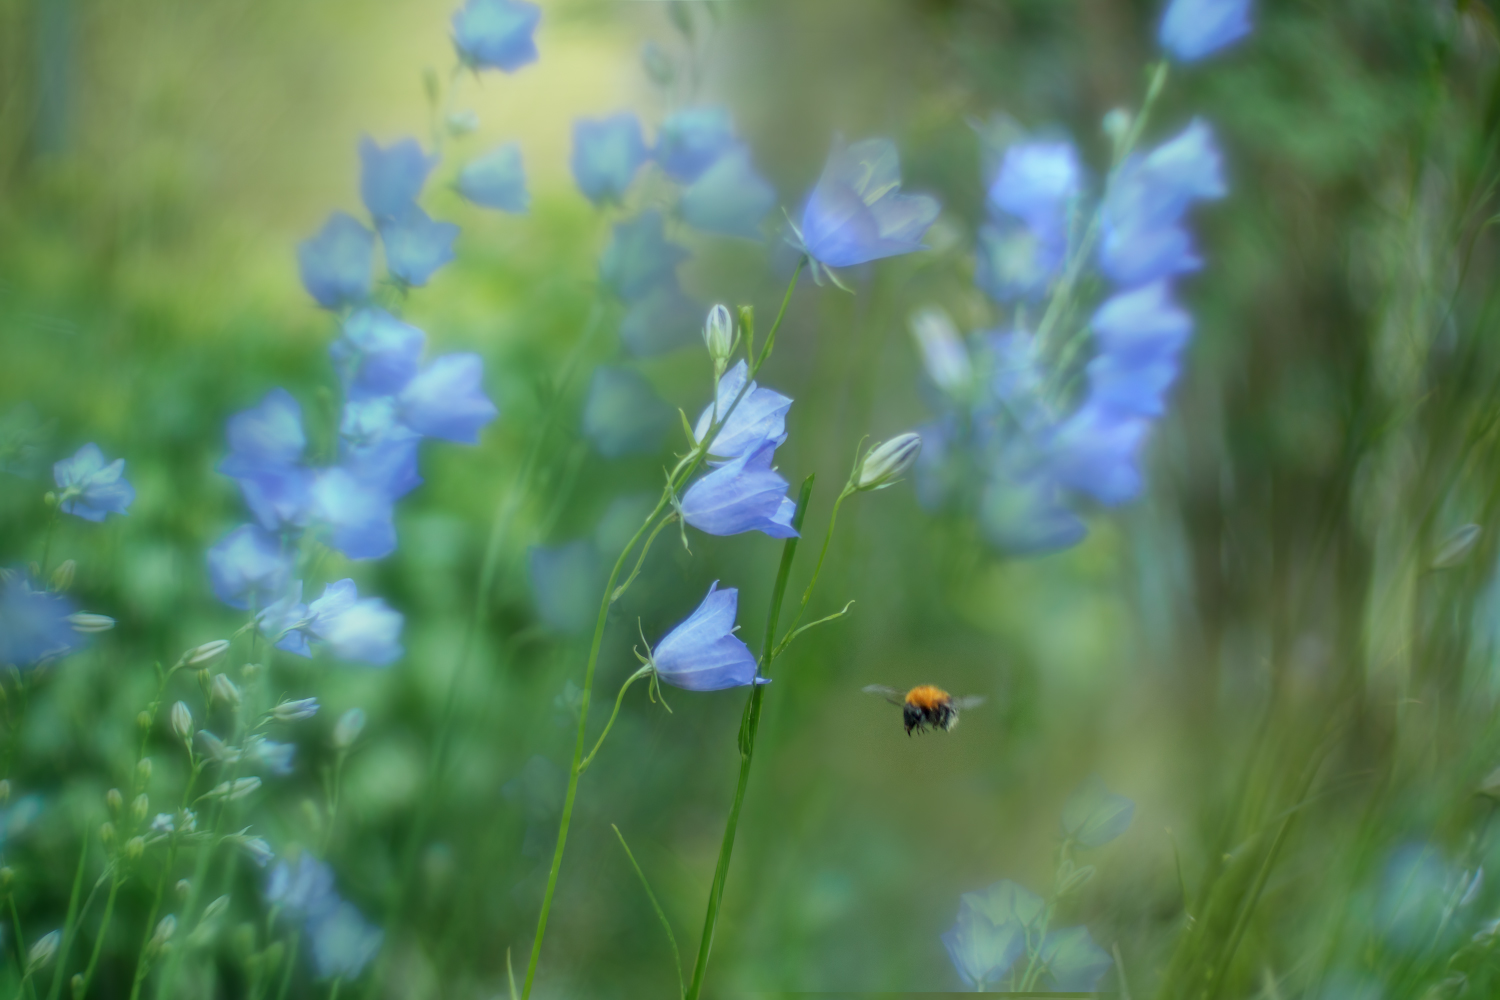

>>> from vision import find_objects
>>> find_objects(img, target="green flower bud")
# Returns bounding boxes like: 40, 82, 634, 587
856, 432, 923, 491
332, 708, 366, 749
49, 560, 75, 592
99, 822, 116, 847
26, 930, 60, 973
67, 613, 115, 633
131, 793, 149, 824
184, 640, 230, 670
210, 673, 241, 709
170, 702, 193, 742
703, 304, 736, 371
105, 788, 123, 813
125, 836, 145, 860
136, 757, 152, 783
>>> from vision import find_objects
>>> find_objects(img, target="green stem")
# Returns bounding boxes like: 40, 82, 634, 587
327, 977, 342, 1000
43, 835, 88, 1000
578, 666, 653, 773
77, 875, 120, 998
683, 475, 815, 1000
126, 848, 172, 1000
1017, 903, 1056, 992
780, 486, 852, 643
7, 896, 31, 1000
273, 931, 299, 1000
611, 825, 684, 999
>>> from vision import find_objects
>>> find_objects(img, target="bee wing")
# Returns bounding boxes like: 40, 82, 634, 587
953, 695, 987, 711
862, 684, 906, 706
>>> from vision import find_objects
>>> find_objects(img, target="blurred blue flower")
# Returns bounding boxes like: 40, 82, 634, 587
309, 901, 384, 979
247, 737, 296, 776
265, 854, 338, 923
693, 360, 792, 465
980, 463, 1088, 556
1036, 926, 1113, 991
649, 581, 764, 691
599, 211, 689, 301
206, 524, 292, 610
1061, 775, 1136, 847
680, 439, 798, 539
457, 142, 529, 213
989, 141, 1082, 232
359, 137, 437, 220
794, 137, 939, 271
1045, 403, 1151, 507
298, 212, 374, 310
1159, 0, 1252, 62
654, 107, 737, 182
619, 282, 702, 357
310, 468, 397, 560
378, 206, 460, 287
943, 879, 1042, 988
53, 443, 134, 522
976, 221, 1066, 303
451, 0, 540, 72
1377, 842, 1478, 952
582, 366, 673, 458
0, 572, 79, 668
572, 114, 647, 206
264, 578, 404, 666
527, 540, 602, 634
679, 146, 777, 240
219, 389, 313, 530
333, 309, 427, 400
398, 353, 499, 444
1086, 349, 1180, 418
1092, 281, 1193, 361
338, 400, 423, 500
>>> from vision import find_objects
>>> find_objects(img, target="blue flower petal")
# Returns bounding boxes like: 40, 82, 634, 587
680, 439, 798, 539
311, 468, 397, 560
53, 443, 135, 521
599, 210, 689, 302
571, 113, 647, 206
1060, 775, 1136, 847
206, 524, 294, 610
307, 579, 404, 665
651, 581, 763, 691
457, 142, 529, 212
452, 0, 540, 72
1090, 282, 1193, 362
309, 901, 384, 979
527, 540, 602, 634
398, 353, 499, 443
1045, 403, 1151, 507
692, 360, 791, 465
798, 138, 939, 269
331, 309, 427, 400
378, 206, 460, 287
0, 573, 79, 668
298, 212, 374, 309
581, 366, 673, 458
1159, 0, 1252, 62
679, 145, 777, 240
359, 136, 438, 220
1037, 926, 1113, 992
654, 107, 738, 182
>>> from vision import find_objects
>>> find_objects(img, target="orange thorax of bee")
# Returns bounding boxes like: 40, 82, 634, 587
904, 685, 953, 711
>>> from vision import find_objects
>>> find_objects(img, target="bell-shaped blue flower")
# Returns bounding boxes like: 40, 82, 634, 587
980, 465, 1087, 556
988, 141, 1081, 235
794, 137, 939, 270
311, 468, 397, 560
943, 879, 1042, 988
247, 737, 296, 776
693, 360, 791, 464
1084, 351, 1180, 418
263, 579, 404, 666
1159, 0, 1252, 62
0, 573, 79, 668
571, 114, 647, 206
527, 540, 602, 634
648, 582, 763, 691
265, 854, 338, 922
599, 211, 689, 301
976, 220, 1068, 303
359, 137, 437, 220
451, 0, 540, 72
310, 901, 384, 979
619, 282, 701, 357
206, 524, 293, 610
680, 439, 798, 539
1061, 775, 1136, 847
53, 443, 135, 521
298, 212, 374, 310
582, 367, 672, 458
332, 309, 427, 400
378, 206, 460, 287
1045, 403, 1151, 507
219, 390, 313, 531
338, 399, 423, 499
1036, 926, 1113, 992
654, 107, 737, 182
679, 146, 777, 240
398, 353, 499, 444
1091, 281, 1192, 362
457, 142, 529, 213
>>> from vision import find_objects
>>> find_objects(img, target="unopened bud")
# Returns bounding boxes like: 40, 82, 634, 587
131, 793, 149, 824
137, 711, 152, 731
446, 109, 479, 136
99, 822, 116, 846
210, 674, 241, 709
125, 836, 145, 860
170, 702, 193, 742
908, 308, 972, 395
70, 973, 84, 1000
856, 433, 923, 491
272, 698, 319, 722
136, 757, 153, 783
207, 778, 261, 802
68, 613, 115, 633
1434, 524, 1482, 570
202, 894, 230, 923
50, 560, 75, 592
105, 788, 123, 813
175, 879, 191, 902
43, 491, 57, 508
240, 662, 263, 681
703, 304, 736, 370
184, 640, 230, 669
149, 915, 176, 951
26, 930, 60, 973
332, 708, 366, 749
1103, 107, 1132, 145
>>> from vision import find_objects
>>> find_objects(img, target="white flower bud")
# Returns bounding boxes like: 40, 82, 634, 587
856, 433, 923, 491
703, 304, 736, 369
195, 731, 240, 764
149, 915, 176, 951
175, 879, 191, 902
271, 698, 319, 722
232, 836, 274, 868
49, 560, 75, 592
332, 708, 366, 750
131, 793, 149, 824
136, 758, 152, 783
210, 674, 241, 709
170, 702, 193, 742
206, 778, 261, 802
201, 894, 231, 923
26, 930, 60, 973
184, 640, 230, 669
67, 613, 115, 633
908, 308, 971, 395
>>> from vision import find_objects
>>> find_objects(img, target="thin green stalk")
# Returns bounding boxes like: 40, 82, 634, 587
327, 977, 341, 1000
611, 825, 684, 999
1017, 903, 1055, 992
684, 475, 815, 1000
77, 874, 120, 998
43, 835, 88, 1000
7, 896, 32, 1000
126, 850, 173, 1000
520, 264, 803, 1000
273, 931, 299, 1000
578, 666, 653, 773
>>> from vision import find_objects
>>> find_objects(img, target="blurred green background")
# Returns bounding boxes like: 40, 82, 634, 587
6, 0, 1500, 997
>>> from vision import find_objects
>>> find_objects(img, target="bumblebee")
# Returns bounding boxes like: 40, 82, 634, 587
863, 684, 985, 735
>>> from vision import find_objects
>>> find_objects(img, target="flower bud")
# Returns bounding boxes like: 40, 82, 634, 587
202, 894, 231, 923
43, 491, 57, 508
136, 711, 152, 731
271, 698, 319, 722
26, 930, 60, 973
184, 640, 230, 670
170, 702, 193, 742
49, 560, 75, 592
206, 778, 261, 802
856, 433, 923, 491
136, 757, 152, 783
148, 915, 176, 952
703, 304, 736, 370
99, 822, 116, 846
908, 308, 972, 395
332, 708, 366, 749
105, 788, 123, 813
125, 836, 145, 860
68, 613, 115, 633
1103, 107, 1132, 144
210, 674, 241, 709
70, 973, 84, 1000
175, 879, 191, 903
446, 110, 479, 136
131, 793, 149, 824
232, 836, 274, 868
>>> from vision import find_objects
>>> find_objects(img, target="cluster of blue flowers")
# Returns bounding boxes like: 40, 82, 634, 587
265, 854, 384, 981
914, 0, 1248, 555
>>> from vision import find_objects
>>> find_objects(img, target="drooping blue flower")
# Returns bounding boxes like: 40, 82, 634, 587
1084, 351, 1180, 419
53, 443, 135, 521
0, 572, 79, 668
1044, 402, 1151, 507
398, 353, 499, 444
571, 114, 647, 206
1091, 281, 1193, 362
649, 581, 764, 691
206, 524, 293, 610
693, 360, 792, 466
679, 146, 777, 240
582, 367, 672, 458
1159, 0, 1252, 62
310, 468, 397, 560
378, 206, 460, 287
265, 854, 338, 923
298, 212, 375, 310
338, 399, 423, 499
332, 309, 427, 400
599, 211, 689, 301
794, 137, 939, 271
654, 107, 738, 182
527, 540, 602, 634
680, 439, 798, 539
247, 737, 296, 776
309, 901, 384, 979
1036, 926, 1114, 992
457, 143, 529, 213
451, 0, 540, 72
619, 282, 702, 357
219, 390, 313, 531
1061, 775, 1136, 847
359, 137, 437, 220
988, 141, 1081, 235
980, 463, 1087, 556
262, 578, 404, 666
943, 880, 1042, 988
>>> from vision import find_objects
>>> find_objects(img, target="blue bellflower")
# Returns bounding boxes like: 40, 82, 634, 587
398, 353, 498, 443
648, 581, 764, 691
333, 309, 426, 400
693, 360, 791, 464
679, 146, 777, 240
943, 880, 1041, 988
572, 114, 647, 206
378, 206, 460, 287
1044, 403, 1151, 507
451, 0, 541, 72
260, 579, 404, 666
266, 854, 338, 923
978, 141, 1082, 302
794, 137, 939, 274
207, 524, 293, 610
219, 390, 313, 531
1060, 775, 1136, 847
359, 137, 437, 220
581, 367, 672, 458
654, 107, 738, 182
0, 573, 79, 668
298, 212, 375, 309
1159, 0, 1252, 62
680, 438, 798, 539
980, 460, 1087, 556
1036, 927, 1114, 992
310, 469, 397, 560
457, 143, 529, 213
310, 901, 384, 979
599, 211, 689, 301
53, 443, 135, 521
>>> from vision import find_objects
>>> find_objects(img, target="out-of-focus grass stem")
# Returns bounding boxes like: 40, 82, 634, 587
42, 835, 86, 1000
76, 872, 120, 999
611, 824, 684, 999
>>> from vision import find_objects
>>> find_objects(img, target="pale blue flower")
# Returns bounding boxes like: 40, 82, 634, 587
975, 221, 1067, 302
527, 541, 601, 634
1045, 403, 1151, 507
298, 212, 374, 309
398, 353, 499, 444
219, 390, 312, 531
988, 140, 1081, 234
378, 206, 460, 287
680, 439, 798, 539
310, 901, 384, 979
582, 367, 672, 458
359, 137, 437, 220
0, 573, 79, 668
649, 581, 763, 691
679, 146, 777, 240
619, 283, 701, 357
247, 737, 296, 776
571, 114, 647, 205
206, 524, 293, 610
979, 463, 1087, 556
1036, 926, 1113, 991
654, 107, 737, 182
1085, 351, 1180, 418
1091, 281, 1193, 361
338, 400, 423, 499
332, 310, 426, 400
1061, 775, 1136, 847
451, 0, 540, 72
53, 443, 134, 521
692, 360, 791, 465
794, 137, 939, 270
943, 880, 1042, 988
264, 578, 404, 666
265, 854, 338, 923
310, 468, 397, 560
457, 143, 528, 212
599, 211, 689, 301
1159, 0, 1252, 62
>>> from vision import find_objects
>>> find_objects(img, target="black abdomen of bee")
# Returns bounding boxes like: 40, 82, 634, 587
903, 701, 958, 734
